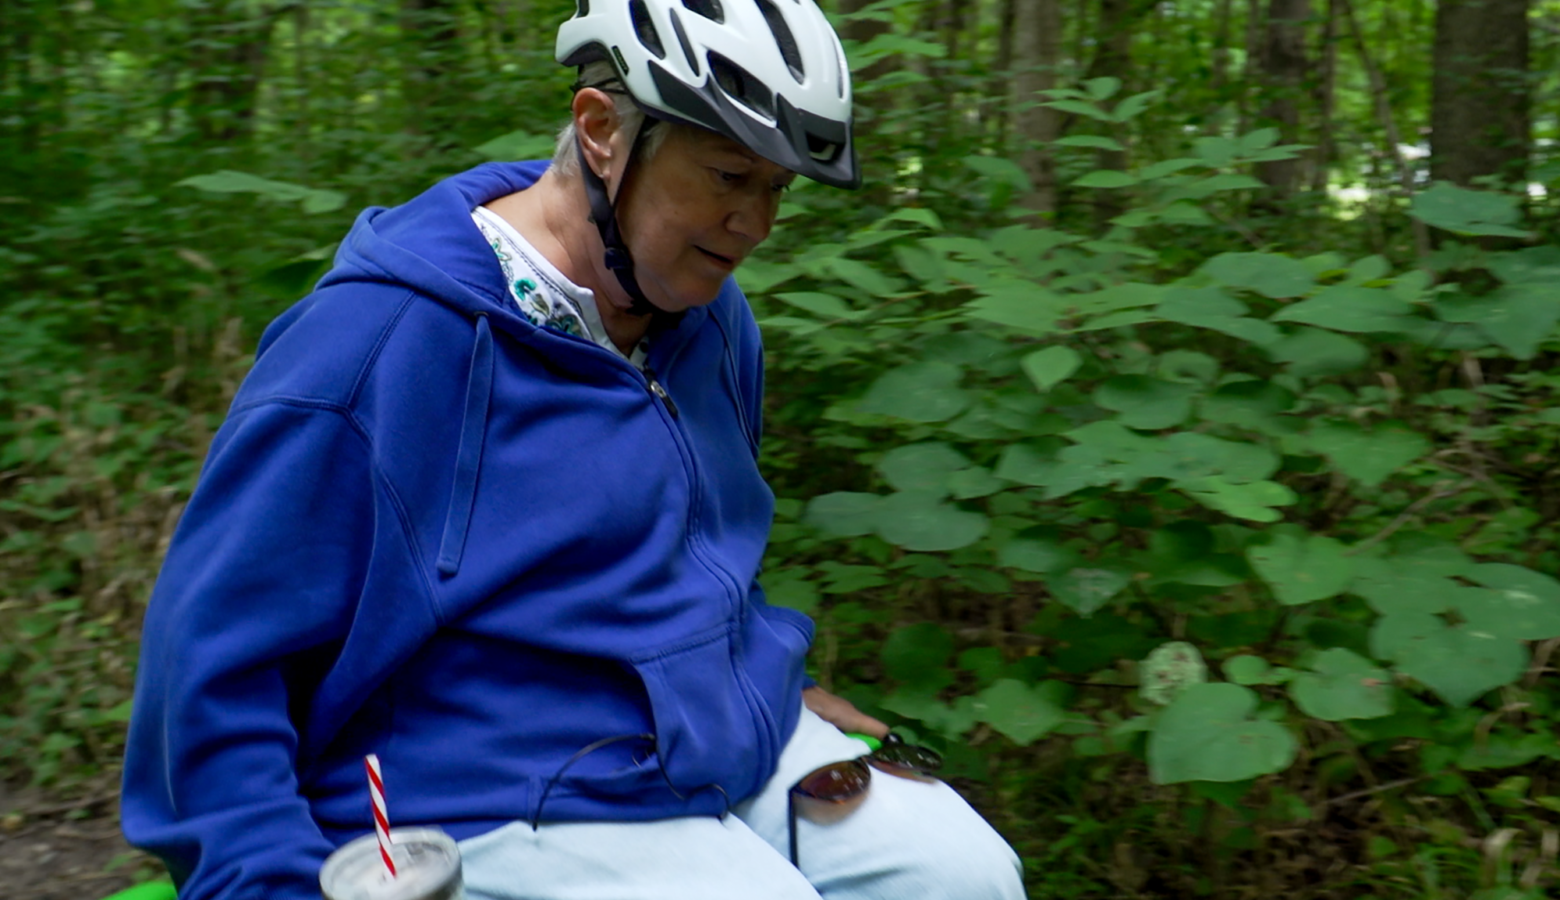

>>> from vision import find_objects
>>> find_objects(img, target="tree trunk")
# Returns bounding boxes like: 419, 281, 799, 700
1089, 0, 1135, 227
1253, 0, 1309, 202
1309, 0, 1337, 193
1237, 0, 1262, 135
1430, 0, 1530, 190
838, 0, 894, 86
187, 1, 285, 147
1206, 0, 1235, 131
1340, 0, 1429, 257
1013, 0, 1062, 216
991, 0, 1018, 146
399, 0, 464, 140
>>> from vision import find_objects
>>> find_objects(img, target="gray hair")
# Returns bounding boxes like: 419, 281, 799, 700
551, 61, 672, 178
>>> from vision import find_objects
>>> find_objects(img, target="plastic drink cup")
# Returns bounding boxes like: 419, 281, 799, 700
320, 827, 465, 900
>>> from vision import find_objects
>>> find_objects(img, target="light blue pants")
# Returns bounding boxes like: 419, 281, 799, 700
458, 709, 1026, 899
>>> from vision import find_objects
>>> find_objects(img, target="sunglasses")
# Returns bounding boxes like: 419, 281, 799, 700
786, 733, 943, 867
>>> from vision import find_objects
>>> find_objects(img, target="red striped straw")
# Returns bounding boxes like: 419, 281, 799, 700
365, 754, 397, 878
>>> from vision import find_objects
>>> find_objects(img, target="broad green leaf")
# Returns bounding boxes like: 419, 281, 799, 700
1265, 327, 1369, 377
1074, 170, 1139, 189
857, 362, 970, 422
882, 622, 954, 689
963, 155, 1033, 192
874, 491, 988, 551
1195, 173, 1266, 192
973, 679, 1068, 745
1305, 421, 1429, 487
803, 492, 882, 536
947, 466, 1006, 499
1084, 76, 1122, 100
1179, 478, 1297, 522
1193, 136, 1240, 167
1370, 612, 1527, 707
1350, 555, 1473, 616
877, 442, 970, 494
1204, 252, 1316, 298
1049, 566, 1132, 616
472, 129, 556, 161
998, 537, 1077, 574
1042, 98, 1116, 122
1410, 182, 1530, 238
880, 690, 978, 738
1053, 134, 1126, 152
1020, 346, 1083, 391
1489, 245, 1560, 285
177, 170, 347, 214
1434, 284, 1560, 359
738, 259, 802, 294
1148, 683, 1298, 783
1093, 376, 1195, 430
1137, 158, 1203, 180
775, 291, 863, 320
1112, 89, 1162, 122
1239, 128, 1281, 153
1289, 648, 1394, 721
762, 570, 820, 615
1141, 641, 1208, 705
1247, 532, 1357, 605
1224, 655, 1278, 685
827, 257, 902, 298
963, 282, 1067, 335
1463, 564, 1560, 641
1270, 286, 1416, 333
815, 561, 888, 593
994, 443, 1058, 486
1156, 288, 1281, 344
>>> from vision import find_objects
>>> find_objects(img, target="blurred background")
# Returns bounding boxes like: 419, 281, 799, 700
4, 0, 1560, 897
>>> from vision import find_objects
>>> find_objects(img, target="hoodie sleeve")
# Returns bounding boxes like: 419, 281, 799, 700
122, 400, 377, 900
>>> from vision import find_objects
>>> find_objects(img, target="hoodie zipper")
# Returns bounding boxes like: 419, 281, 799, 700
642, 365, 679, 419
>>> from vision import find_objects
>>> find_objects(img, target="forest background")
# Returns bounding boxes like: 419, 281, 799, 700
5, 0, 1560, 897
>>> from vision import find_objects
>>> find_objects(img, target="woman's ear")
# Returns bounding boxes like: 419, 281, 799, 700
572, 88, 619, 182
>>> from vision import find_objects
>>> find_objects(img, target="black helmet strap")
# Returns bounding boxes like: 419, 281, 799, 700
577, 115, 661, 318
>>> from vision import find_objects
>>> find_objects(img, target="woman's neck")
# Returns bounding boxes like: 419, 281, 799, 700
483, 171, 652, 356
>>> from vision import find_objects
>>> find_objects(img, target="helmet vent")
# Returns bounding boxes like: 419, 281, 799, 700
708, 52, 775, 121
753, 0, 805, 83
667, 8, 701, 74
807, 133, 839, 162
681, 0, 724, 23
575, 0, 589, 15
629, 0, 666, 60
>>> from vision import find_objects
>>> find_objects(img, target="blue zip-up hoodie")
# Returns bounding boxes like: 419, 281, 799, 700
121, 161, 814, 899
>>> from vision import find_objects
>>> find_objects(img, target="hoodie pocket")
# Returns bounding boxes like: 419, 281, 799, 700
627, 623, 773, 804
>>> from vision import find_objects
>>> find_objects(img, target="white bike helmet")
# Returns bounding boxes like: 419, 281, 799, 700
557, 0, 860, 189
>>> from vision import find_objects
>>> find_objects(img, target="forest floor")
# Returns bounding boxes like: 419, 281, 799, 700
0, 782, 162, 900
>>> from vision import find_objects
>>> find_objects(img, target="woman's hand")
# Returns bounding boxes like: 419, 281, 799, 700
802, 685, 889, 739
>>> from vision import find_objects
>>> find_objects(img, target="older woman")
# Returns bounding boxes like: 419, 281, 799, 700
121, 1, 1025, 897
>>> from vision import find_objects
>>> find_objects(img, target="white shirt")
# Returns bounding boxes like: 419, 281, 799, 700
471, 205, 648, 367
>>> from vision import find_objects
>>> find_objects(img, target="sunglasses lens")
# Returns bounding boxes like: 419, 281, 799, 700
872, 737, 943, 774
793, 759, 870, 801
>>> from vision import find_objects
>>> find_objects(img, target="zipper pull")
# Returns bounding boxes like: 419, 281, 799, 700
644, 367, 679, 418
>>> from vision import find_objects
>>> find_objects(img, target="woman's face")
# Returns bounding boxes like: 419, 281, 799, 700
614, 125, 795, 313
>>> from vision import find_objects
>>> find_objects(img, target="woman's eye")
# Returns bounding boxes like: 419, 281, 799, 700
715, 169, 740, 183
771, 182, 792, 195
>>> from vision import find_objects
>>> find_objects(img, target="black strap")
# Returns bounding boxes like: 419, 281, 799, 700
577, 117, 661, 318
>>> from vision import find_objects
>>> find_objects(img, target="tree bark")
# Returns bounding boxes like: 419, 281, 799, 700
399, 0, 464, 139
1088, 0, 1136, 226
1340, 0, 1430, 257
1430, 0, 1530, 190
1237, 0, 1262, 135
1309, 0, 1337, 193
187, 1, 288, 147
1206, 0, 1235, 131
1013, 0, 1062, 215
1253, 0, 1309, 202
